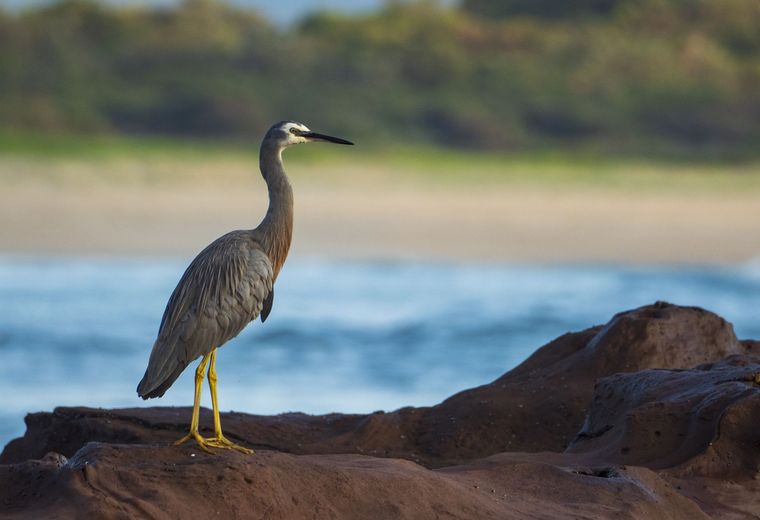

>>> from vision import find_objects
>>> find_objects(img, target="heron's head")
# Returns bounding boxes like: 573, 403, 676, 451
264, 121, 354, 149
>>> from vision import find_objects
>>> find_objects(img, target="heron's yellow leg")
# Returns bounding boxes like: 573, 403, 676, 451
174, 352, 214, 453
204, 349, 254, 454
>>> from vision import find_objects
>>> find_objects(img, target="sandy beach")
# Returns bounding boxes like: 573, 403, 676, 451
0, 156, 758, 263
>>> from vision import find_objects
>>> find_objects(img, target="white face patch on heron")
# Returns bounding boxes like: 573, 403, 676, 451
278, 121, 311, 146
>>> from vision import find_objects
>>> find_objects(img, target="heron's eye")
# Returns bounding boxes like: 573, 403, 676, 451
289, 128, 298, 135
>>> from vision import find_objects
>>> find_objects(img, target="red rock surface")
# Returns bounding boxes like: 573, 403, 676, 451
0, 444, 711, 519
2, 302, 759, 519
567, 355, 760, 476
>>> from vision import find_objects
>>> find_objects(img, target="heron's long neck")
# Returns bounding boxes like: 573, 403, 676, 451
258, 140, 294, 279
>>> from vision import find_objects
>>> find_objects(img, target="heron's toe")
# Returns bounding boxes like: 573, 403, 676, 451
204, 435, 255, 454
174, 431, 216, 454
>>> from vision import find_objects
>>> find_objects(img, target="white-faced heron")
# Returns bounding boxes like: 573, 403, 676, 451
137, 121, 353, 453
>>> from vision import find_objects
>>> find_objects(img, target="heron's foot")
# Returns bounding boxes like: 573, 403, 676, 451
204, 433, 254, 455
174, 430, 215, 454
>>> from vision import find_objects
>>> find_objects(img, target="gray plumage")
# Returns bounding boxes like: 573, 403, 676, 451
137, 121, 353, 400
137, 234, 274, 398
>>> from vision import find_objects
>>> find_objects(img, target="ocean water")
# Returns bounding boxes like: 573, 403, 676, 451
1, 256, 759, 449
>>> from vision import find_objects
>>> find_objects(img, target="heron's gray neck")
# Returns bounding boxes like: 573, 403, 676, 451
257, 140, 293, 278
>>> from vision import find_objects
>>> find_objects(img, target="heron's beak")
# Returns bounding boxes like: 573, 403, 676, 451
303, 131, 354, 145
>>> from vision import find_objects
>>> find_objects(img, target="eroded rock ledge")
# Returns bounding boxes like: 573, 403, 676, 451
2, 302, 759, 519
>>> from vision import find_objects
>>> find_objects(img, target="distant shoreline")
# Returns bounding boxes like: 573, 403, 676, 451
2, 178, 758, 264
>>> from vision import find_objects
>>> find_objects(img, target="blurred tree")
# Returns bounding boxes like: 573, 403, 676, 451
461, 0, 633, 19
0, 0, 757, 156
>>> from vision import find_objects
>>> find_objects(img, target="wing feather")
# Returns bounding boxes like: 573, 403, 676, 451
137, 231, 274, 399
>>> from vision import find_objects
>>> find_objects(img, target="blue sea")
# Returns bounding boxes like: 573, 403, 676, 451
1, 256, 759, 449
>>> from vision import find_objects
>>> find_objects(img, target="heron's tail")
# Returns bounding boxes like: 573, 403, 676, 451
136, 339, 188, 399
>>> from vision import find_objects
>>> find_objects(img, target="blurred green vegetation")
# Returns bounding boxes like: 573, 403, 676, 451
0, 0, 758, 158
2, 131, 759, 199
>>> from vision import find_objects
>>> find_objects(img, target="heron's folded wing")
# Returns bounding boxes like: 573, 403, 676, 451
157, 233, 274, 364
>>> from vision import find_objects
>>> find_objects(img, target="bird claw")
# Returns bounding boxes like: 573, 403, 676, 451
174, 431, 216, 454
204, 434, 255, 454
174, 431, 254, 455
